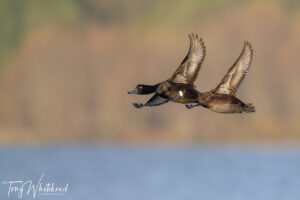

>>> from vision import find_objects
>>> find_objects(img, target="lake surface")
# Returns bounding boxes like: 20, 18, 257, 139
0, 145, 300, 200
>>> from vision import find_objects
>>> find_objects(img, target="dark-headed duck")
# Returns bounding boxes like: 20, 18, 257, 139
128, 34, 206, 108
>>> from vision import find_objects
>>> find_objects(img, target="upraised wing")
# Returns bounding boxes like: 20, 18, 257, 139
169, 33, 206, 84
213, 41, 253, 96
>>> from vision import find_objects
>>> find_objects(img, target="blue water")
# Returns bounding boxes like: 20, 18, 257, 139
0, 145, 300, 200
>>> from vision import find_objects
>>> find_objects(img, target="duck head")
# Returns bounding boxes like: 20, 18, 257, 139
128, 84, 158, 95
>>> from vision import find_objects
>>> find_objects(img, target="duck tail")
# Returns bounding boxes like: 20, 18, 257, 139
243, 103, 255, 113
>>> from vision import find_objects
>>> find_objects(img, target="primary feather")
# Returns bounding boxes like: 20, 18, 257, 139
213, 41, 253, 96
170, 33, 206, 84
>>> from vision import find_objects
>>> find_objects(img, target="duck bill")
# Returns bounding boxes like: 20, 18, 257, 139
128, 88, 137, 94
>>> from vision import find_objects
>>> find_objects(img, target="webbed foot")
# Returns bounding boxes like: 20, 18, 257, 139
185, 103, 200, 109
133, 103, 144, 108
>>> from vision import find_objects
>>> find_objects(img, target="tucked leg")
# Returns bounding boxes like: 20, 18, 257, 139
185, 103, 201, 109
133, 103, 144, 108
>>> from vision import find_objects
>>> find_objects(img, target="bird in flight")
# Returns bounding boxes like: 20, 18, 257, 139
128, 34, 206, 108
174, 41, 255, 113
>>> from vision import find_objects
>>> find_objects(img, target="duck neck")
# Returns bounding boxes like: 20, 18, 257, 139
141, 83, 159, 94
197, 92, 207, 104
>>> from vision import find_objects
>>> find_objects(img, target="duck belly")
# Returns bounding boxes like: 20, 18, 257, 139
209, 103, 242, 113
171, 98, 198, 104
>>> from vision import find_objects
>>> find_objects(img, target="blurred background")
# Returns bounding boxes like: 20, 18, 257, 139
0, 0, 300, 144
0, 0, 300, 199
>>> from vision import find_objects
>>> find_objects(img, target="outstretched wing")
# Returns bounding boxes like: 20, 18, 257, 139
169, 33, 206, 84
213, 41, 253, 96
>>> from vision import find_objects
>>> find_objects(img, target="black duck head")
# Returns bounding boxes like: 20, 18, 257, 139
128, 84, 158, 95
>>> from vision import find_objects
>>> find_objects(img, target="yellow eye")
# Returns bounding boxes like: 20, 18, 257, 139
139, 86, 143, 89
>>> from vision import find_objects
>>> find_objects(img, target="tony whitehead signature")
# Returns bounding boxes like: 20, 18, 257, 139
1, 174, 68, 199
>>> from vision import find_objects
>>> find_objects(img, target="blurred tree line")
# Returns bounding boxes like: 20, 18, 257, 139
1, 0, 299, 66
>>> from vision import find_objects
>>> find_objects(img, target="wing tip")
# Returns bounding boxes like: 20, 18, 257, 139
188, 33, 206, 55
243, 40, 254, 57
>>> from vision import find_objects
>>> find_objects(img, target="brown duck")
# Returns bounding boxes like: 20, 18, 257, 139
174, 41, 255, 113
128, 34, 206, 108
